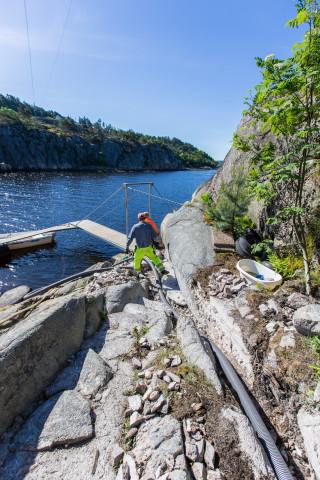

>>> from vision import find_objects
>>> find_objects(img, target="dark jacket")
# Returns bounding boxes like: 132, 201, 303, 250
126, 221, 157, 249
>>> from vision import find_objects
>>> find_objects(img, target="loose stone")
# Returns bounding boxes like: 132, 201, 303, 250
128, 395, 142, 412
164, 358, 171, 367
150, 394, 166, 413
132, 358, 142, 369
129, 411, 144, 428
156, 369, 165, 378
204, 440, 216, 469
136, 382, 148, 395
112, 444, 125, 467
149, 390, 160, 401
166, 371, 180, 383
170, 355, 182, 367
145, 369, 153, 379
162, 373, 172, 383
191, 402, 203, 412
157, 400, 169, 415
125, 427, 138, 440
191, 462, 206, 480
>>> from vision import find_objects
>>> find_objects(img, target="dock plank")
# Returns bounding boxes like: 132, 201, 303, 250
76, 220, 134, 250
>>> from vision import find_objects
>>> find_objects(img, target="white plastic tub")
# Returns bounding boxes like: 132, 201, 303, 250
236, 259, 282, 289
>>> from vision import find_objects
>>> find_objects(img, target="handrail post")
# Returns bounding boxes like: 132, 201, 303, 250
149, 183, 152, 218
124, 184, 129, 236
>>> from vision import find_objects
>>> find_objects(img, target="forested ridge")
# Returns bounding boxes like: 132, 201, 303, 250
0, 94, 218, 169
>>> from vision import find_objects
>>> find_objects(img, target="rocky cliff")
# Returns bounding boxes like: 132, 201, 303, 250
0, 125, 180, 172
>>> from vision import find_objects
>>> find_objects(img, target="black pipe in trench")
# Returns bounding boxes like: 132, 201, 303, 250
142, 256, 295, 480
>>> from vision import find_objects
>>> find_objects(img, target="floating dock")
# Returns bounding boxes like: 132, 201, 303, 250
0, 220, 134, 251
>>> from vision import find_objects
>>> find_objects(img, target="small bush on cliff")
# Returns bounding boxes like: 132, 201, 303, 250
201, 166, 251, 238
233, 0, 320, 295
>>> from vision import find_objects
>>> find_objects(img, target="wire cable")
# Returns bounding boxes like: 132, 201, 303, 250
94, 185, 150, 222
126, 186, 184, 206
71, 185, 124, 227
153, 184, 176, 213
23, 0, 37, 118
40, 0, 73, 106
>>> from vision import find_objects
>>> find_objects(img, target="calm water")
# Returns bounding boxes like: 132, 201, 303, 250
0, 170, 215, 295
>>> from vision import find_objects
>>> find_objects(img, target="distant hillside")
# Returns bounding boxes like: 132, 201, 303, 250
0, 94, 218, 171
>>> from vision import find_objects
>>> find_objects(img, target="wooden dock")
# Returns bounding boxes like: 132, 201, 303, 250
0, 220, 135, 250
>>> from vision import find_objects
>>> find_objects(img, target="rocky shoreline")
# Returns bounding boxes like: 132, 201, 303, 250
0, 204, 319, 479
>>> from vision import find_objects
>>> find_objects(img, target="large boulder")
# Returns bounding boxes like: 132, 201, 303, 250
293, 304, 320, 336
162, 203, 215, 315
106, 280, 147, 314
0, 293, 86, 434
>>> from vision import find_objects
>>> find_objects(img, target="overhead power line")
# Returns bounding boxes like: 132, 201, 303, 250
23, 0, 36, 117
40, 0, 73, 106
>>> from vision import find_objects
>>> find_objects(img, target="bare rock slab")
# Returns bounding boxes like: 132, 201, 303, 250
0, 285, 31, 308
0, 293, 86, 435
293, 304, 320, 336
297, 409, 320, 480
77, 348, 113, 397
13, 390, 93, 452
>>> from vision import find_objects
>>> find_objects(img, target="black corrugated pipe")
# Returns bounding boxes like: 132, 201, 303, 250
143, 256, 294, 480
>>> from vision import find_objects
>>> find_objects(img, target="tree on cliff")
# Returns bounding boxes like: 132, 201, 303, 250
233, 0, 320, 295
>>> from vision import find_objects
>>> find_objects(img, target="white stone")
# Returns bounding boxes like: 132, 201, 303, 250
204, 440, 216, 469
128, 395, 142, 412
170, 355, 182, 367
191, 462, 206, 480
132, 357, 142, 369
166, 371, 181, 383
266, 322, 277, 333
130, 411, 144, 428
279, 332, 295, 348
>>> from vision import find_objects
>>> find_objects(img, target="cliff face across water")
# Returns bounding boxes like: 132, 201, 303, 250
0, 125, 180, 172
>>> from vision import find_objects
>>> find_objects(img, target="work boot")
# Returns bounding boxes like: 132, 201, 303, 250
160, 269, 169, 276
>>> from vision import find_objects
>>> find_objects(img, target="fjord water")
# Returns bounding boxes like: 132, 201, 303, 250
0, 170, 215, 294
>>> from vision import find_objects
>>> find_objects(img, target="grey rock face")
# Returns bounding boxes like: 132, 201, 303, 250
13, 390, 93, 451
83, 288, 105, 338
0, 293, 86, 435
293, 304, 320, 336
76, 348, 113, 397
177, 315, 222, 395
162, 204, 215, 316
297, 409, 320, 479
106, 280, 147, 314
0, 285, 31, 307
0, 125, 179, 172
44, 349, 89, 397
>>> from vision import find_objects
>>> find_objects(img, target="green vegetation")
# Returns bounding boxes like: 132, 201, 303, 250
0, 94, 218, 169
201, 166, 252, 238
233, 0, 320, 295
309, 336, 320, 381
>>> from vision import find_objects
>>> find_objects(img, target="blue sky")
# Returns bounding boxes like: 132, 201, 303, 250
0, 0, 306, 159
